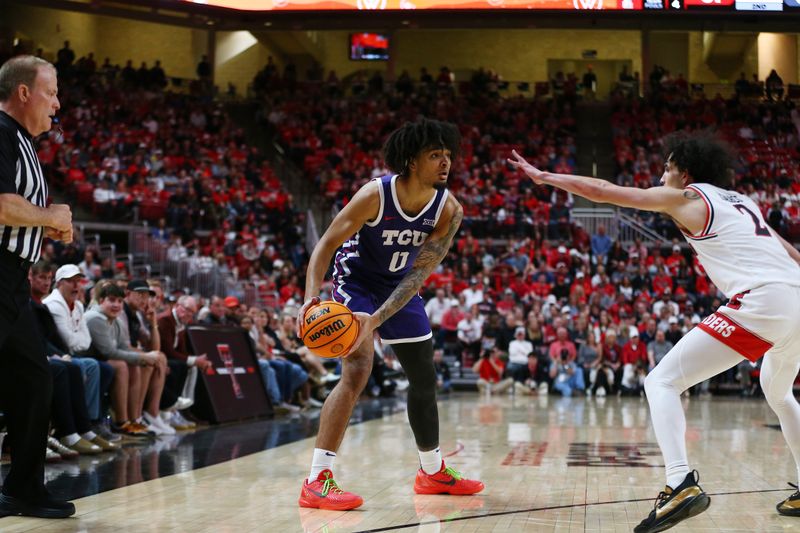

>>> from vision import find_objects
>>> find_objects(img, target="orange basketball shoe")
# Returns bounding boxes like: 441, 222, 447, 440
298, 470, 364, 511
414, 462, 485, 495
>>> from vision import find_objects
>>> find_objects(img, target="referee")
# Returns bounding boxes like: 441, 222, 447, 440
0, 56, 74, 518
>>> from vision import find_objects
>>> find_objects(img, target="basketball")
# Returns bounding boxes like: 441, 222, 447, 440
300, 301, 360, 358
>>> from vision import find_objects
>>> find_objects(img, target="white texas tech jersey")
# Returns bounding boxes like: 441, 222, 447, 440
680, 182, 800, 298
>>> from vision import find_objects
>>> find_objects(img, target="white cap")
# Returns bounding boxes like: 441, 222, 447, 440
546, 294, 557, 305
629, 327, 639, 337
558, 246, 567, 254
561, 305, 571, 314
55, 264, 83, 283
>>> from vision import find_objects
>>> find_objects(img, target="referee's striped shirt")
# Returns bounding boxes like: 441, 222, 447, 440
0, 110, 48, 264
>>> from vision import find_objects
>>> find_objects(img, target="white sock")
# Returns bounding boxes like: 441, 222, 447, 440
666, 460, 690, 490
308, 448, 336, 483
63, 433, 81, 446
419, 447, 442, 475
81, 431, 97, 441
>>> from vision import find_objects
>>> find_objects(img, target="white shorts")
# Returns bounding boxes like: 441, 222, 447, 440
696, 283, 800, 362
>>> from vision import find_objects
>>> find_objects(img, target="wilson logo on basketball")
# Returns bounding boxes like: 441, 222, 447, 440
305, 307, 330, 325
308, 319, 347, 342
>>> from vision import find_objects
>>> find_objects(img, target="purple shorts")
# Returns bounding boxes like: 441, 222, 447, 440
332, 279, 432, 345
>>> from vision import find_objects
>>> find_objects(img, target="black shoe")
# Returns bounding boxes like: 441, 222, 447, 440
777, 483, 800, 516
634, 470, 710, 533
0, 493, 75, 519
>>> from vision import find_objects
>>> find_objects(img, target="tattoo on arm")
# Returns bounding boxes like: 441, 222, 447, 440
683, 190, 701, 200
375, 206, 463, 325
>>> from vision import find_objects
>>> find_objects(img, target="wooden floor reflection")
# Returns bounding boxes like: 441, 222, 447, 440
2, 393, 798, 532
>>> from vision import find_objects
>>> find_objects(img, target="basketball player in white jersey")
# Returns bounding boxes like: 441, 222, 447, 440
508, 131, 800, 532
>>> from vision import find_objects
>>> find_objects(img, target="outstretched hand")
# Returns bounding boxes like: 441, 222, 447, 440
507, 150, 545, 184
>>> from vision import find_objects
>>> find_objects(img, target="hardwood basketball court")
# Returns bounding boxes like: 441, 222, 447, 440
1, 394, 797, 532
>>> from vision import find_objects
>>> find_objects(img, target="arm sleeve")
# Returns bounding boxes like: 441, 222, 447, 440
0, 129, 18, 194
86, 315, 142, 364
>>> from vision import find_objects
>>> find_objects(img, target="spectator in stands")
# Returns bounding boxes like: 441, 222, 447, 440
262, 310, 317, 405
43, 264, 116, 440
647, 329, 673, 369
432, 348, 452, 393
276, 313, 337, 387
461, 277, 484, 308
548, 327, 576, 364
196, 54, 211, 81
576, 332, 598, 394
457, 304, 483, 365
425, 288, 454, 348
123, 280, 192, 428
665, 316, 683, 346
157, 295, 211, 428
77, 249, 102, 282
85, 282, 170, 437
29, 263, 120, 454
652, 287, 679, 317
242, 314, 300, 414
766, 69, 784, 101
507, 327, 534, 383
223, 296, 242, 324
55, 41, 75, 73
473, 346, 512, 394
549, 346, 584, 397
440, 300, 464, 350
735, 72, 750, 99
591, 225, 612, 265
601, 329, 622, 392
620, 328, 647, 395
200, 295, 232, 325
582, 66, 597, 100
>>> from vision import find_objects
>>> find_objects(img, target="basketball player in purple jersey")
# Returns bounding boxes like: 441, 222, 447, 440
297, 118, 483, 510
509, 131, 800, 532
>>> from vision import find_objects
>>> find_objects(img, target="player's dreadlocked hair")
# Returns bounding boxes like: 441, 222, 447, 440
382, 118, 461, 177
663, 130, 735, 188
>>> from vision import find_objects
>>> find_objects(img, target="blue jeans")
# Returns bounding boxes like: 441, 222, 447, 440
554, 365, 585, 397
258, 360, 282, 405
268, 359, 308, 403
71, 357, 101, 420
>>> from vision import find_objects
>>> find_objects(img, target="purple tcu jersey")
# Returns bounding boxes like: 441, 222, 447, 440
333, 174, 449, 291
330, 175, 449, 344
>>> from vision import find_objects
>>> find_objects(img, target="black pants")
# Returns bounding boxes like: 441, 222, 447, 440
160, 359, 188, 410
0, 252, 52, 501
49, 359, 92, 438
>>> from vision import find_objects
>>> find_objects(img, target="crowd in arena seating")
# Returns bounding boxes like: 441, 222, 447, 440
3, 43, 799, 457
23, 45, 311, 296
610, 72, 800, 242
24, 257, 354, 461
254, 62, 578, 239
422, 234, 764, 398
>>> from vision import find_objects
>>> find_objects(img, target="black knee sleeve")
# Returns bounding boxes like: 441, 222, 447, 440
392, 339, 439, 450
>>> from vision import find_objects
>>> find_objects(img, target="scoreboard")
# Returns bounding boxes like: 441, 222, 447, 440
183, 0, 798, 10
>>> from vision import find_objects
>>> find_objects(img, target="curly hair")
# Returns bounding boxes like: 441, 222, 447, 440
663, 130, 735, 187
382, 118, 460, 176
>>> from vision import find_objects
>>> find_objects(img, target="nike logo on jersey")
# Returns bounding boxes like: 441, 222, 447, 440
384, 216, 397, 221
